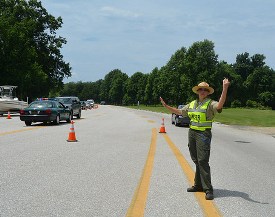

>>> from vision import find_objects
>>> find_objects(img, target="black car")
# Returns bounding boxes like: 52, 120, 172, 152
171, 105, 190, 127
20, 100, 71, 126
55, 96, 81, 119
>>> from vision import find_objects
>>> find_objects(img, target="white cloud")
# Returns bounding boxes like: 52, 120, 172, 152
100, 6, 141, 18
42, 0, 275, 82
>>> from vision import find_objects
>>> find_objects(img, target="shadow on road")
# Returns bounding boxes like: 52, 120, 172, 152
214, 189, 269, 204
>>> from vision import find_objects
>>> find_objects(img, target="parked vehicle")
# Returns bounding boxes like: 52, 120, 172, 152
0, 85, 28, 115
20, 100, 71, 126
171, 105, 190, 127
80, 101, 87, 110
55, 96, 81, 119
86, 99, 94, 108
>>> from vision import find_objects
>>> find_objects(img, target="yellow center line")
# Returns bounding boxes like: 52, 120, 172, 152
162, 134, 222, 217
126, 128, 157, 217
0, 126, 45, 136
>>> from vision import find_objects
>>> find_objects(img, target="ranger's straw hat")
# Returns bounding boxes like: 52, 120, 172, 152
192, 82, 214, 95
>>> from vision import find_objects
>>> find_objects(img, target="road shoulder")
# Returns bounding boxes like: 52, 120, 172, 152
228, 125, 275, 136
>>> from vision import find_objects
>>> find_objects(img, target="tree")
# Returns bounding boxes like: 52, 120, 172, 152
234, 52, 253, 81
103, 69, 128, 105
60, 82, 78, 96
234, 53, 274, 107
244, 66, 273, 101
124, 72, 148, 105
184, 40, 219, 102
161, 47, 187, 105
251, 54, 265, 68
109, 75, 128, 105
58, 39, 275, 110
144, 67, 159, 105
259, 91, 274, 109
216, 61, 242, 107
0, 0, 71, 100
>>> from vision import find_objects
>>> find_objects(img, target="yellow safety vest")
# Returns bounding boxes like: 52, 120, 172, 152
188, 99, 213, 131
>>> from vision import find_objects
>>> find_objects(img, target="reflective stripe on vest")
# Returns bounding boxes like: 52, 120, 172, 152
188, 99, 212, 131
190, 121, 212, 127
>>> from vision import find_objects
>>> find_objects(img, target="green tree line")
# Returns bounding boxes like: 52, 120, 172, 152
1, 1, 274, 109
61, 40, 275, 109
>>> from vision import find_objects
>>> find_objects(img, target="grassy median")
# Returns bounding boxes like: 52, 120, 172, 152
126, 105, 275, 127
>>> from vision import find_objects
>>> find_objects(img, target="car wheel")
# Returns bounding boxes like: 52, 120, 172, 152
76, 110, 81, 119
54, 114, 60, 125
66, 112, 72, 123
25, 121, 32, 126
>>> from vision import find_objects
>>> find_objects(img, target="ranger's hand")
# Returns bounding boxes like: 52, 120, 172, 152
223, 78, 230, 89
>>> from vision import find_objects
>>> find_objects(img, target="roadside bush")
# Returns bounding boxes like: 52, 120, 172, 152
246, 100, 258, 108
231, 100, 242, 108
245, 100, 265, 109
259, 92, 274, 108
122, 94, 131, 106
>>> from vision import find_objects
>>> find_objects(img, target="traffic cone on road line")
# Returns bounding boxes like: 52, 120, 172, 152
159, 118, 166, 133
67, 121, 78, 142
6, 111, 12, 119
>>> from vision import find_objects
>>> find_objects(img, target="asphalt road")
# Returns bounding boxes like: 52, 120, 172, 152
0, 105, 274, 217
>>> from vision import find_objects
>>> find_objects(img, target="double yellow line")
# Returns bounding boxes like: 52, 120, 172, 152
126, 128, 222, 217
126, 128, 157, 217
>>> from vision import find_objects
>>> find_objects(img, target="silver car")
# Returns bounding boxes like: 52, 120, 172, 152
86, 99, 94, 108
171, 105, 190, 127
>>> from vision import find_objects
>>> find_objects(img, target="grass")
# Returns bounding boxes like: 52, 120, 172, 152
126, 105, 275, 127
214, 108, 275, 127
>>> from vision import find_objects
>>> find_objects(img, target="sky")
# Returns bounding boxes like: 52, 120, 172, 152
42, 0, 275, 83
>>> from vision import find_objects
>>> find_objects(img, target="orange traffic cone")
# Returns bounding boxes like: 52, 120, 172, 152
159, 118, 166, 133
67, 121, 78, 142
6, 111, 12, 119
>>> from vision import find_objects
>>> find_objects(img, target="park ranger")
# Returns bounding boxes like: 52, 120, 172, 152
160, 78, 230, 200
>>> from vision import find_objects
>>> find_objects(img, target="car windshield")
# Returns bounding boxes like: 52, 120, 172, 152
29, 101, 53, 108
57, 98, 72, 104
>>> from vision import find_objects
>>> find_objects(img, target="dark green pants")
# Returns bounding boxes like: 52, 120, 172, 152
188, 128, 213, 192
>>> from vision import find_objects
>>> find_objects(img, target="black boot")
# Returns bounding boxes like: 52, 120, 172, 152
187, 186, 203, 192
205, 191, 214, 200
